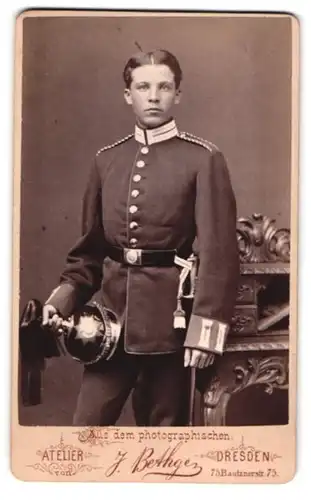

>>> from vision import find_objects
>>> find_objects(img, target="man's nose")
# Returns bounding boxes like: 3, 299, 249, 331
148, 87, 160, 102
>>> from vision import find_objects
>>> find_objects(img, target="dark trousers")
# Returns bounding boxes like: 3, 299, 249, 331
73, 345, 190, 426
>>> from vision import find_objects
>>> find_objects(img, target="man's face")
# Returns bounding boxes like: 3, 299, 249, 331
124, 64, 181, 128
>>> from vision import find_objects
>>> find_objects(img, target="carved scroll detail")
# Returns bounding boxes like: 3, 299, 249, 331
231, 313, 257, 334
236, 283, 253, 301
237, 213, 290, 263
233, 357, 288, 395
203, 356, 289, 426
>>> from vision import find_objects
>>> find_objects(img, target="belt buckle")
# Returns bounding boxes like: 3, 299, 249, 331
124, 248, 142, 265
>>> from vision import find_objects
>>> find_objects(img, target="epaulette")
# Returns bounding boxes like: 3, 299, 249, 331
178, 131, 219, 154
96, 133, 134, 156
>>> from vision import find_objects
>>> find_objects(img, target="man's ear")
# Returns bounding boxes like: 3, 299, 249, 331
124, 88, 132, 105
174, 88, 182, 105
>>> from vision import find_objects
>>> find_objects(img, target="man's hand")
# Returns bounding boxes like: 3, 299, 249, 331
184, 348, 215, 369
42, 304, 64, 335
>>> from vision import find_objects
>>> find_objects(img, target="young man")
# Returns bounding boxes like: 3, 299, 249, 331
43, 49, 240, 426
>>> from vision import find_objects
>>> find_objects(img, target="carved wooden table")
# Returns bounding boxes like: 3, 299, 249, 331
197, 214, 290, 426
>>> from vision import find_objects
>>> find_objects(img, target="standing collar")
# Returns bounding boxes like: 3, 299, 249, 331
134, 119, 178, 145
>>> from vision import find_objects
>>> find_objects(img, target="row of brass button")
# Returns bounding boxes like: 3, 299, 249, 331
127, 147, 149, 257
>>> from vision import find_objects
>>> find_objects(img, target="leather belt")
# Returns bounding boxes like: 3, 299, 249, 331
107, 245, 177, 267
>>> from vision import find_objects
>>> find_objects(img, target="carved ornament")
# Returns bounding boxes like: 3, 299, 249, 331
237, 213, 290, 263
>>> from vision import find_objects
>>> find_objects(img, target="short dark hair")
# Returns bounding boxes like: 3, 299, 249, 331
123, 49, 183, 89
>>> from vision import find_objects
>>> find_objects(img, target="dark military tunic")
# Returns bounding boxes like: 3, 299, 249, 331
47, 119, 240, 356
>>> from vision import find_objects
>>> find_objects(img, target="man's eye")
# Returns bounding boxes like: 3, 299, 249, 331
137, 83, 149, 91
160, 83, 172, 91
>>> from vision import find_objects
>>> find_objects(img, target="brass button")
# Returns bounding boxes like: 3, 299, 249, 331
131, 189, 139, 198
136, 160, 145, 168
133, 174, 142, 182
141, 147, 149, 155
129, 205, 138, 214
130, 238, 138, 247
129, 221, 138, 230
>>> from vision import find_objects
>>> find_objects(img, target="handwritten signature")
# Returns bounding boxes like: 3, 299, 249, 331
105, 442, 203, 480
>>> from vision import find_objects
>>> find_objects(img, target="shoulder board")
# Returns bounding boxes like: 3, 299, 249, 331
178, 131, 219, 154
96, 133, 134, 156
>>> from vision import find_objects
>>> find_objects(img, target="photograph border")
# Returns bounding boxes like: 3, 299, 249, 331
10, 9, 299, 484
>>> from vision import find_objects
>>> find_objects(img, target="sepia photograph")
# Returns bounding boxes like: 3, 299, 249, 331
11, 10, 298, 482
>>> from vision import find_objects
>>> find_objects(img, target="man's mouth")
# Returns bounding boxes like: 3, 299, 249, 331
146, 108, 162, 112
